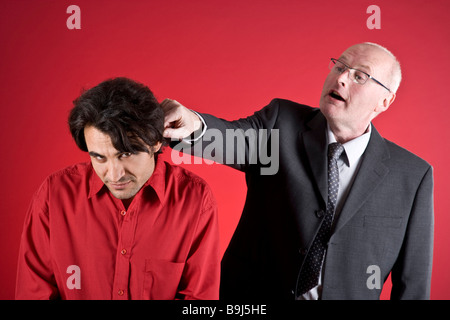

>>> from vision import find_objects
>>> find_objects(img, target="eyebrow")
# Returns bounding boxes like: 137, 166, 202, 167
88, 151, 126, 158
88, 151, 105, 158
339, 55, 373, 74
357, 64, 372, 74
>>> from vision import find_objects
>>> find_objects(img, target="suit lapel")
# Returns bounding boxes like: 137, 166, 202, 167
333, 125, 390, 234
301, 111, 328, 204
301, 114, 391, 233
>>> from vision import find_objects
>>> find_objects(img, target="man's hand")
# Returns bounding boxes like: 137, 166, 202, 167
161, 99, 202, 141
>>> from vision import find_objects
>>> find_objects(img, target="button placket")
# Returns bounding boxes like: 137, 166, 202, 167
112, 207, 138, 300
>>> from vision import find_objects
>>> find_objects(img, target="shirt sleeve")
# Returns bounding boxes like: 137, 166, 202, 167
173, 98, 281, 173
15, 179, 59, 300
175, 185, 220, 300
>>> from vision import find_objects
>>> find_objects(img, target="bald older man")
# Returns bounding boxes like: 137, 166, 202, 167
162, 43, 434, 300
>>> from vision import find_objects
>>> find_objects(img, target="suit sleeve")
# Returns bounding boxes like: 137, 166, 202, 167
15, 180, 59, 300
390, 165, 434, 300
171, 99, 281, 173
176, 185, 220, 300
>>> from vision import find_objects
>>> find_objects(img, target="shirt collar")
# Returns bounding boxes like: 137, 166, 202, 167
144, 157, 166, 203
88, 164, 104, 199
326, 123, 371, 168
88, 157, 166, 203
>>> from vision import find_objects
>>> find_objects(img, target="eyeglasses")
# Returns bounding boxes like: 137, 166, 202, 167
329, 58, 391, 92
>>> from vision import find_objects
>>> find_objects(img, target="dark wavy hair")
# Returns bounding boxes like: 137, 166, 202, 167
68, 77, 164, 155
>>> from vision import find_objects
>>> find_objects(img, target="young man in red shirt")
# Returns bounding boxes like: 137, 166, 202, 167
16, 77, 220, 300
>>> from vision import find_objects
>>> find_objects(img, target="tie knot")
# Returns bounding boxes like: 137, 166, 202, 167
328, 142, 344, 161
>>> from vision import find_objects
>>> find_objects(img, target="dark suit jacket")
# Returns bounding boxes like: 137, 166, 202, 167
177, 98, 434, 300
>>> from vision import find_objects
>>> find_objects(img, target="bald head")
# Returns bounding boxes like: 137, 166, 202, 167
347, 42, 402, 93
320, 42, 399, 143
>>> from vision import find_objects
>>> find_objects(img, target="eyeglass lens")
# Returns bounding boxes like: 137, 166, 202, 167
330, 59, 368, 84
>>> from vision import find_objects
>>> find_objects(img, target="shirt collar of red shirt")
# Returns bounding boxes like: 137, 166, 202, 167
87, 157, 166, 203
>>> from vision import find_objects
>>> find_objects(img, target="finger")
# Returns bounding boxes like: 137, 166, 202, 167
163, 127, 191, 140
161, 98, 180, 109
160, 98, 173, 109
164, 112, 181, 128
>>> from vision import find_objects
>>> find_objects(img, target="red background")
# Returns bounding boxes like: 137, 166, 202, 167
1, 0, 449, 300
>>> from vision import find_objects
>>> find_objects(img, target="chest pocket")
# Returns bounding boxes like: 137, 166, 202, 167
363, 215, 403, 229
142, 259, 185, 300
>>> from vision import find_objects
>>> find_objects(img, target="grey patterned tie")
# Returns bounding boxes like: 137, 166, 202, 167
296, 142, 344, 296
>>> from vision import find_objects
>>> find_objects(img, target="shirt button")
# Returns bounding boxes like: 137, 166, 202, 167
315, 209, 325, 218
120, 210, 126, 216
121, 249, 127, 255
117, 289, 124, 296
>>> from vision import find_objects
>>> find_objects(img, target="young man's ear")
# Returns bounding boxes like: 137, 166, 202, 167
152, 142, 163, 154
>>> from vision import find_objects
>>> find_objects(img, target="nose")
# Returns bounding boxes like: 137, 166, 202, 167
105, 160, 125, 182
336, 68, 351, 87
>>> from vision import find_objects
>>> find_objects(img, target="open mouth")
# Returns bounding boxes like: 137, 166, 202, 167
329, 90, 346, 102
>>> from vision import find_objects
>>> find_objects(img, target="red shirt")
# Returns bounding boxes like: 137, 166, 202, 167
16, 159, 220, 300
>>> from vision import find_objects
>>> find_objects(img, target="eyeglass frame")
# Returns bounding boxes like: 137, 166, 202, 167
329, 58, 391, 93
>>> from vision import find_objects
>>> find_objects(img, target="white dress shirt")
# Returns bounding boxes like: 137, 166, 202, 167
300, 124, 371, 300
